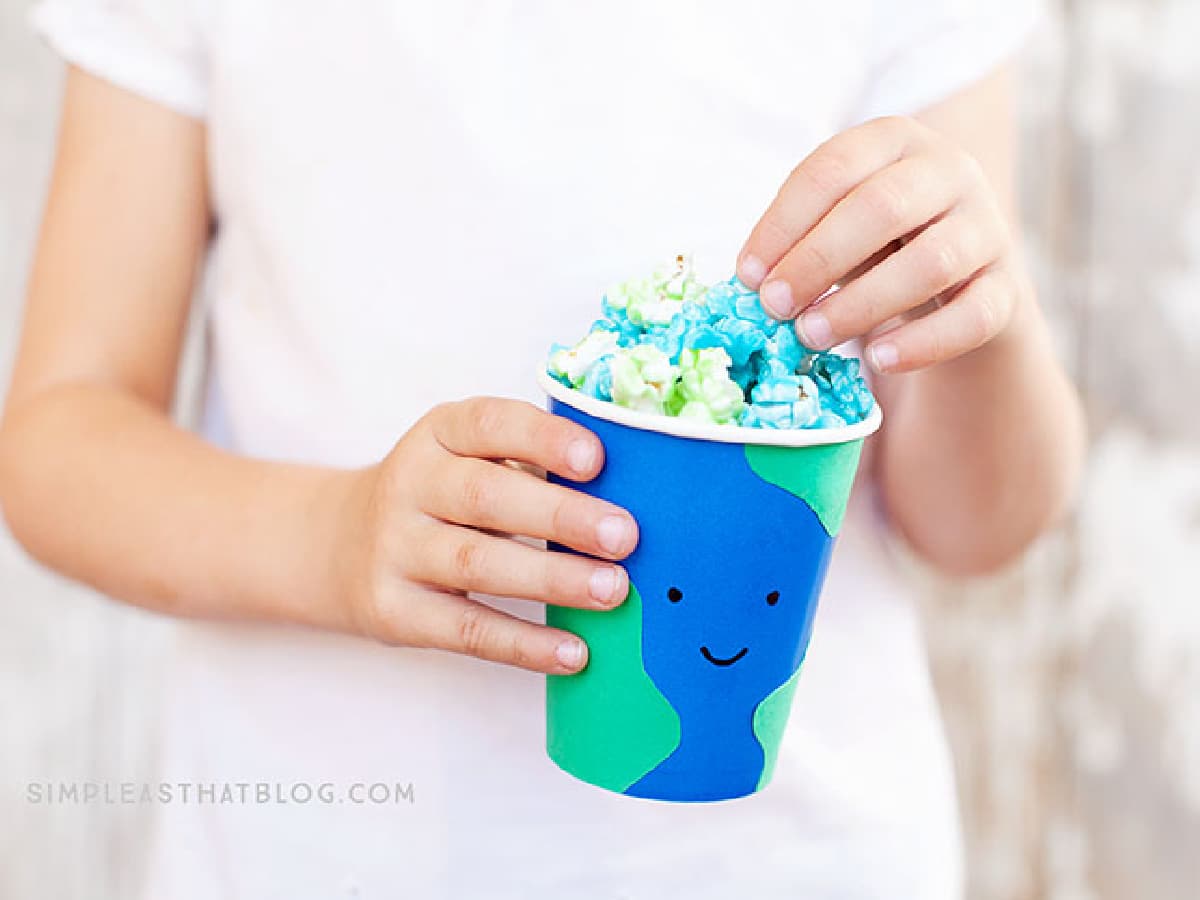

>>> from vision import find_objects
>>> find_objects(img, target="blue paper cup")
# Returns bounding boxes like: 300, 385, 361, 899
538, 369, 882, 802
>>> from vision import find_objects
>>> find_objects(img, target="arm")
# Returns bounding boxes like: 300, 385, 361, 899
0, 69, 638, 671
878, 69, 1084, 574
738, 67, 1085, 575
0, 67, 353, 628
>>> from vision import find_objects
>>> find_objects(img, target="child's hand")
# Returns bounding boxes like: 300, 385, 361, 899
737, 116, 1028, 375
336, 397, 637, 674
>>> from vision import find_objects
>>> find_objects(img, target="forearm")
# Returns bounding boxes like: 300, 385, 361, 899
0, 382, 363, 631
878, 290, 1085, 575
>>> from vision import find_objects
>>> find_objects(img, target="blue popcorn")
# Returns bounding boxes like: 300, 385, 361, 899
741, 397, 820, 430
681, 323, 725, 354
579, 355, 614, 401
750, 358, 796, 398
679, 299, 711, 323
809, 353, 876, 423
762, 324, 808, 374
644, 320, 687, 360
594, 302, 643, 348
814, 412, 848, 428
702, 279, 739, 318
742, 361, 821, 430
734, 293, 778, 334
729, 359, 757, 393
740, 403, 791, 429
714, 316, 767, 367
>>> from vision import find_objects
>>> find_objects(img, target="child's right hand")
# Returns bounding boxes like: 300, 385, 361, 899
334, 397, 638, 674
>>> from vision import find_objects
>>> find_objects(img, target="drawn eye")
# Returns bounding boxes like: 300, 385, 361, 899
668, 587, 683, 603
766, 590, 780, 606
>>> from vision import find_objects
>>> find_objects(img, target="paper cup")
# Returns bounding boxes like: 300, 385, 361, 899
539, 369, 882, 802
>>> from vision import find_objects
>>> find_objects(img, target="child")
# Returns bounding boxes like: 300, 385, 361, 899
0, 1, 1082, 897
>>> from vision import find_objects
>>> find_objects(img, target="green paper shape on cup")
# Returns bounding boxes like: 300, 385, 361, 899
546, 584, 681, 792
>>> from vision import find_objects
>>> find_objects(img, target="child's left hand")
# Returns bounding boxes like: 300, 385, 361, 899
736, 115, 1029, 375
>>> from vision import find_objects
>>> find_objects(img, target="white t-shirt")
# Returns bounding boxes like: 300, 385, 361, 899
31, 2, 1037, 897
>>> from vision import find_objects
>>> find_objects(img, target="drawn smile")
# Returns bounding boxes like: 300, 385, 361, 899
700, 646, 749, 667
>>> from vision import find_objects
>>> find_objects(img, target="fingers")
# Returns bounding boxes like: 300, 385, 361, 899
419, 455, 638, 560
405, 519, 630, 611
794, 205, 1008, 350
405, 589, 590, 674
756, 155, 962, 320
737, 116, 928, 288
430, 397, 604, 481
863, 267, 1018, 374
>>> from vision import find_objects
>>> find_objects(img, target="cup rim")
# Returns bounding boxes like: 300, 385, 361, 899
537, 368, 883, 447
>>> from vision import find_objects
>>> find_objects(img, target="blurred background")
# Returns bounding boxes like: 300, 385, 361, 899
2, 0, 1198, 897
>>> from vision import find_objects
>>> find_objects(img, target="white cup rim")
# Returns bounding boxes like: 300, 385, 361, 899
537, 368, 883, 447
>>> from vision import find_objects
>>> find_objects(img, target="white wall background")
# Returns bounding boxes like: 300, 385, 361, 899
2, 1, 1198, 897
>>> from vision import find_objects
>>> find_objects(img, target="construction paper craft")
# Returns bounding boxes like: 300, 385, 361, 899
745, 441, 864, 536
752, 666, 803, 791
545, 584, 680, 792
546, 394, 867, 802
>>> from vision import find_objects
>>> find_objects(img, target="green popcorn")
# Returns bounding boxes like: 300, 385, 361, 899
603, 275, 649, 312
548, 329, 619, 387
653, 254, 707, 303
607, 254, 707, 327
611, 345, 680, 415
667, 347, 745, 424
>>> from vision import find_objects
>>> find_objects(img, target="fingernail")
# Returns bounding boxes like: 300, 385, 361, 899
588, 566, 624, 606
738, 254, 767, 288
566, 439, 596, 476
588, 566, 616, 604
759, 280, 793, 319
596, 515, 632, 556
868, 342, 899, 373
796, 310, 834, 350
555, 637, 586, 670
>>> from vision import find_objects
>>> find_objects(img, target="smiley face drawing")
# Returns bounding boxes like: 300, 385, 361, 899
621, 435, 834, 801
546, 400, 862, 802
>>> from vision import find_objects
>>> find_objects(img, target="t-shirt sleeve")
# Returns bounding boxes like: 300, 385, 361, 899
28, 0, 208, 119
845, 0, 1043, 124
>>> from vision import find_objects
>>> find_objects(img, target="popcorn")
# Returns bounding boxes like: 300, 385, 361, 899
666, 348, 745, 424
611, 345, 679, 415
806, 353, 875, 424
605, 254, 707, 327
744, 360, 821, 429
579, 355, 614, 402
549, 329, 619, 388
546, 256, 876, 430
